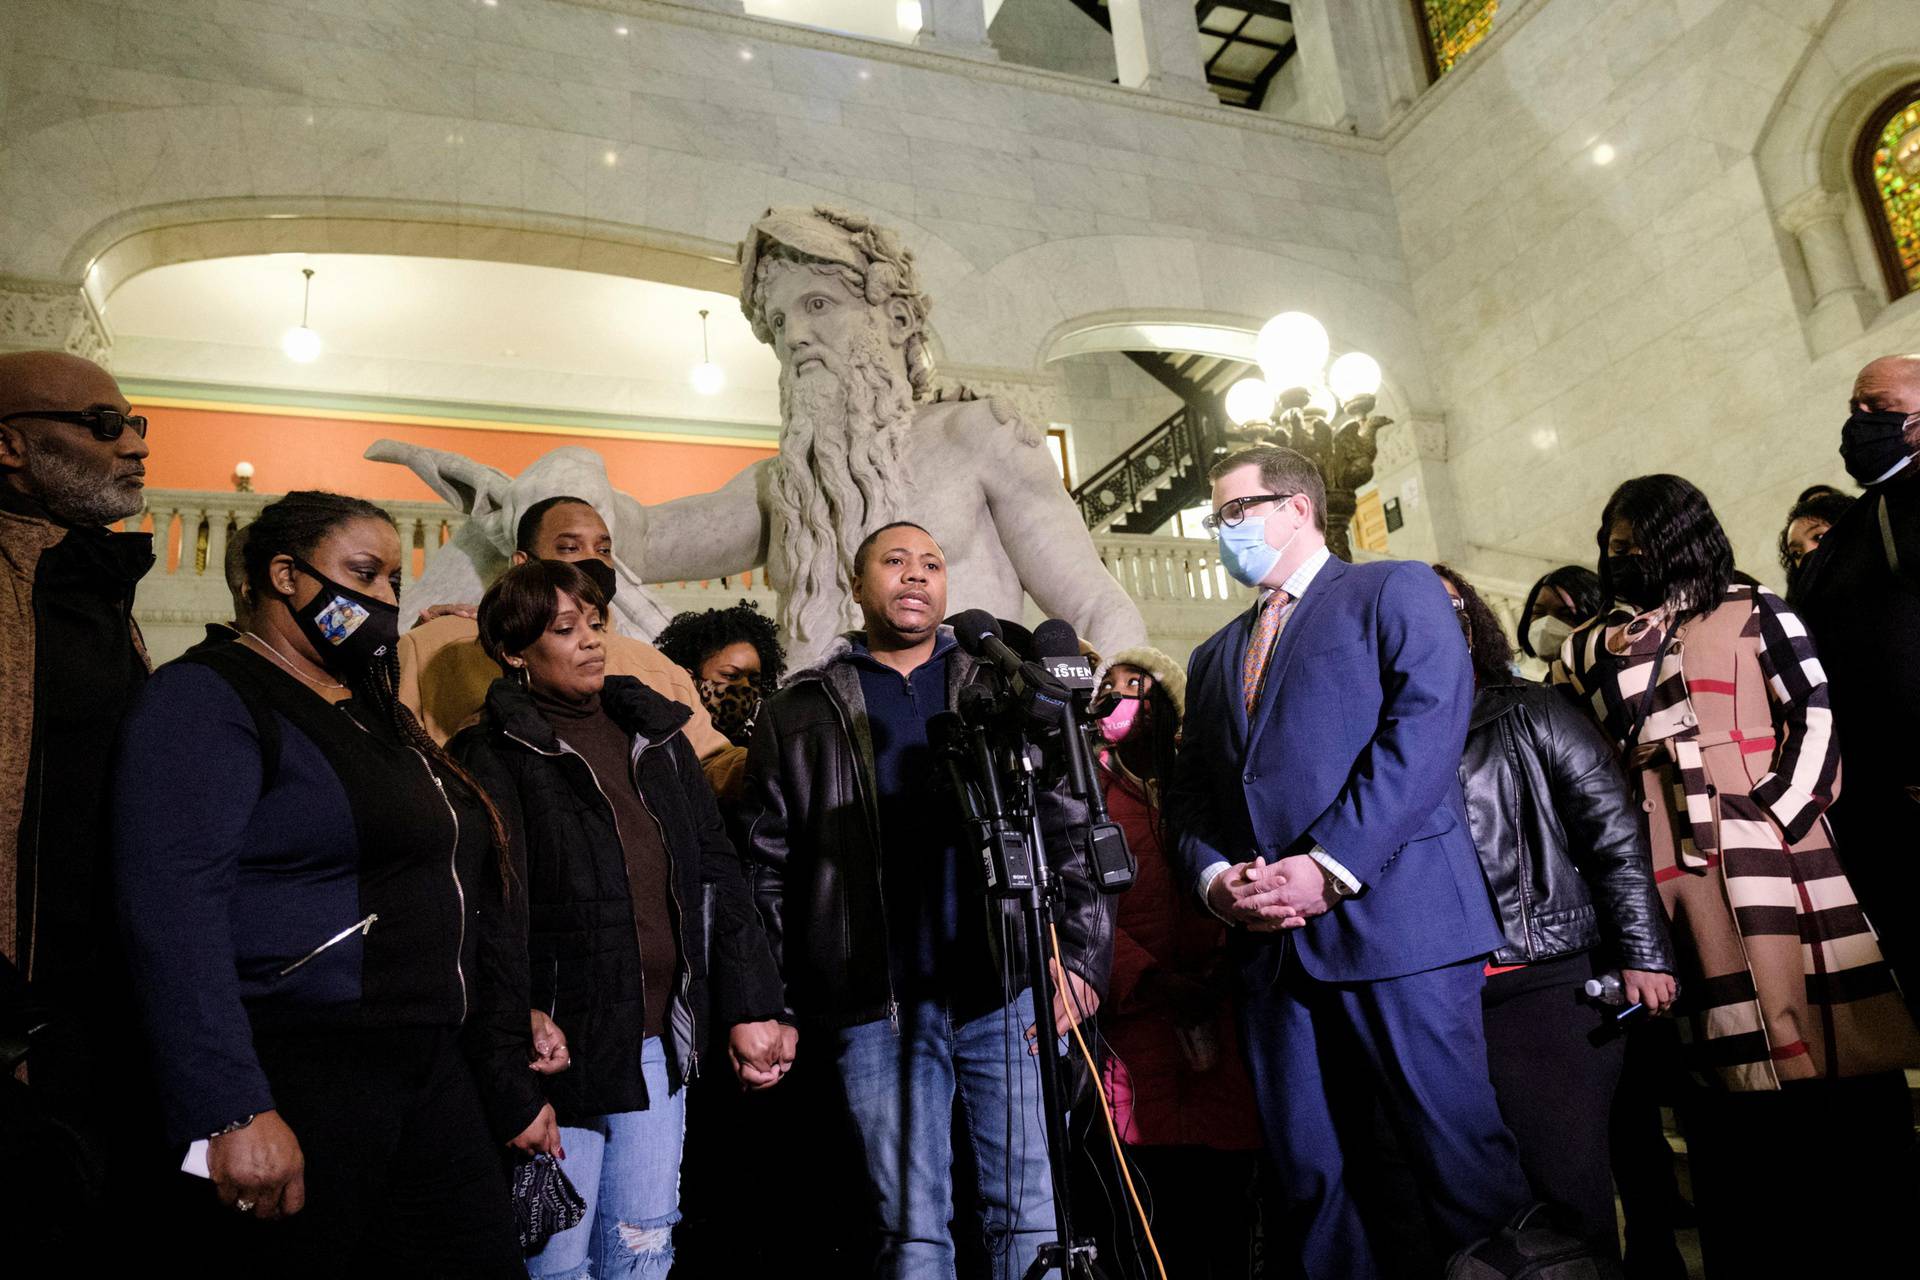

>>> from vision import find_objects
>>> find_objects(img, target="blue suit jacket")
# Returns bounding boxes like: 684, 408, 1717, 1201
1169, 555, 1505, 984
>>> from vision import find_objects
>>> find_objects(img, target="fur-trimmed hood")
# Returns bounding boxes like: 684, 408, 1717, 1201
1093, 645, 1186, 715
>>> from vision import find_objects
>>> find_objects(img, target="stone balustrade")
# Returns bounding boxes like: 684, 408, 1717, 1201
124, 490, 1269, 666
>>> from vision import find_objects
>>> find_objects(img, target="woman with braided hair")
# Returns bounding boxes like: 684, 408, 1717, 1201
112, 491, 548, 1275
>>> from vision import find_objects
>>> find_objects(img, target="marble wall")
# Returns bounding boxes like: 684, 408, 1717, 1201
1386, 0, 1920, 592
7, 0, 1911, 602
0, 0, 1427, 392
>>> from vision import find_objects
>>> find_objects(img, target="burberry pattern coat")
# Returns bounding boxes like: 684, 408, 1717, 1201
1556, 583, 1920, 1090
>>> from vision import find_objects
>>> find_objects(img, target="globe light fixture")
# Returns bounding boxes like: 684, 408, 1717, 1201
1327, 351, 1383, 401
689, 308, 725, 396
280, 267, 321, 364
1224, 376, 1274, 427
1224, 309, 1395, 561
1254, 310, 1329, 391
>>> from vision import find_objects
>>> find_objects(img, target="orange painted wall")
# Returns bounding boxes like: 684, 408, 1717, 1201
131, 403, 775, 504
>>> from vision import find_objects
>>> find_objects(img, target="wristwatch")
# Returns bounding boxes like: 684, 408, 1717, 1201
209, 1114, 256, 1139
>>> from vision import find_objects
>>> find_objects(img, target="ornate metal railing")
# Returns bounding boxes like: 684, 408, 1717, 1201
1072, 403, 1226, 533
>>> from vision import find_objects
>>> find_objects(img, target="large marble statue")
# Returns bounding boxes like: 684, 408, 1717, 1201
378, 206, 1147, 669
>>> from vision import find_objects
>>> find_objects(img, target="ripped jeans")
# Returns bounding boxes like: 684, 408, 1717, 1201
528, 1036, 685, 1280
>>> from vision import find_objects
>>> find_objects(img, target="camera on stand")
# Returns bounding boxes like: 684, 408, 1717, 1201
927, 610, 1133, 1280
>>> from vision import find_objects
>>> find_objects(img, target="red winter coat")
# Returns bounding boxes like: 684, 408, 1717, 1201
1099, 760, 1262, 1150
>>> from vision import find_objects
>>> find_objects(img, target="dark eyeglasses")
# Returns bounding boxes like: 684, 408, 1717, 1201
1, 408, 148, 441
1202, 492, 1294, 533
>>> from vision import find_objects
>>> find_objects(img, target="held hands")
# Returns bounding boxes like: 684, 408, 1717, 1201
208, 1109, 305, 1220
728, 1019, 797, 1091
1622, 969, 1678, 1016
529, 1009, 571, 1075
1205, 854, 1334, 933
509, 1102, 565, 1159
1024, 961, 1102, 1054
416, 602, 478, 624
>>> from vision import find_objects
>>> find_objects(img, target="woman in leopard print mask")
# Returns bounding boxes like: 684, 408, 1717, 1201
654, 600, 786, 748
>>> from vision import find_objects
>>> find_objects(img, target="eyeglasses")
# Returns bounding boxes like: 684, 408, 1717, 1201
1201, 493, 1294, 533
1, 408, 148, 441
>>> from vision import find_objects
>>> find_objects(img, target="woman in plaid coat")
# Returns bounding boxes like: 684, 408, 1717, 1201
1556, 474, 1920, 1275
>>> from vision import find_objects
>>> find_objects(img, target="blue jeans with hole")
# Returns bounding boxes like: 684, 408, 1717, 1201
833, 990, 1058, 1280
527, 1036, 684, 1280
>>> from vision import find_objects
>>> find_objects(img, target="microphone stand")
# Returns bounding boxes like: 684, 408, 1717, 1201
937, 695, 1109, 1280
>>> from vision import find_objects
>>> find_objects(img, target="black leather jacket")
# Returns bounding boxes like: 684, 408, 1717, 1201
1459, 681, 1673, 972
739, 629, 1115, 1028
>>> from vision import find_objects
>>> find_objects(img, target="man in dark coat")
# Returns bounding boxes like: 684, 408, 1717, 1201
1795, 352, 1920, 1017
0, 350, 158, 1249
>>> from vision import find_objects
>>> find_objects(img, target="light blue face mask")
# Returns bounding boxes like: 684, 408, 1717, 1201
1219, 514, 1299, 588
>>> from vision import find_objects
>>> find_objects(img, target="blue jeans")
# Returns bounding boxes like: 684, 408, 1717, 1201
527, 1037, 685, 1280
833, 990, 1058, 1280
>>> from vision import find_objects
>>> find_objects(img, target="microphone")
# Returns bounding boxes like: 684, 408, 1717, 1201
1032, 619, 1096, 694
950, 609, 1075, 726
1029, 618, 1136, 894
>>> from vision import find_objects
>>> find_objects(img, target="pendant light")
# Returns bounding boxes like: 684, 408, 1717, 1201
280, 267, 321, 363
690, 308, 724, 395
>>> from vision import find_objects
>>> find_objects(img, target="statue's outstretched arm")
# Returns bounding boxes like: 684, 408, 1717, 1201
980, 419, 1148, 657
623, 457, 774, 584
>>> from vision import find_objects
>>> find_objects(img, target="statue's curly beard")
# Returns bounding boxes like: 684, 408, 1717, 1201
768, 325, 918, 664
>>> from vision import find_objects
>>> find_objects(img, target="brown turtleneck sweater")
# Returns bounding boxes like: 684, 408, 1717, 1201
533, 687, 679, 1040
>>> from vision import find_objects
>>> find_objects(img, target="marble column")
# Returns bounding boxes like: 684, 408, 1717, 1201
914, 0, 999, 60
1109, 0, 1216, 105
1778, 188, 1874, 353
1367, 414, 1462, 564
0, 280, 112, 365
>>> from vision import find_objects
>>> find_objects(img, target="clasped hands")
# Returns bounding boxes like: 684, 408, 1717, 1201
1206, 854, 1335, 932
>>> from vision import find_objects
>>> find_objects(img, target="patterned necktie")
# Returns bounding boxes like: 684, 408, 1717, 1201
1242, 590, 1291, 716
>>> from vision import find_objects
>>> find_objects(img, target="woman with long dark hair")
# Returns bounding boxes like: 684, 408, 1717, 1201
1432, 564, 1672, 1259
1556, 474, 1920, 1275
1091, 648, 1262, 1279
112, 491, 546, 1275
452, 560, 790, 1280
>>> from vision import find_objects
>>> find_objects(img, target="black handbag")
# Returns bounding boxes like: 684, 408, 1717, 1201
509, 1152, 588, 1253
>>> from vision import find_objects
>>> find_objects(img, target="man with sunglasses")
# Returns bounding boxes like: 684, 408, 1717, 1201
0, 350, 161, 1252
1167, 444, 1527, 1278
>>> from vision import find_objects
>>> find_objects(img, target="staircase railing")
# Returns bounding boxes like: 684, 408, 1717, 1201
1071, 400, 1227, 533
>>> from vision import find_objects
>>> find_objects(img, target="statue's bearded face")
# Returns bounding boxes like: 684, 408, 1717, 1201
757, 259, 915, 390
756, 258, 919, 662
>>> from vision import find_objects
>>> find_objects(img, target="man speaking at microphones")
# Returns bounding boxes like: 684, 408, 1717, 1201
1168, 446, 1528, 1278
738, 520, 1113, 1279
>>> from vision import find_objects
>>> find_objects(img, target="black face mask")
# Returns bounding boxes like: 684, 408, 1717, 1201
1607, 554, 1663, 611
287, 556, 400, 671
562, 556, 618, 607
1840, 409, 1916, 487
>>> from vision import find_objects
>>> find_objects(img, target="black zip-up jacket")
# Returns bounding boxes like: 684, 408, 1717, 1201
453, 675, 784, 1128
1458, 680, 1673, 972
113, 643, 507, 1145
739, 629, 1115, 1028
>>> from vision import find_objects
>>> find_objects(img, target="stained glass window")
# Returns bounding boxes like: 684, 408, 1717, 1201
1415, 0, 1498, 79
1859, 85, 1920, 301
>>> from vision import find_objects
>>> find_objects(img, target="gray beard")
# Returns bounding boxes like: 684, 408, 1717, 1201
768, 334, 916, 658
24, 439, 144, 527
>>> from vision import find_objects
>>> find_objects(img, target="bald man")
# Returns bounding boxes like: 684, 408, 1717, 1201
1794, 353, 1920, 1018
0, 350, 161, 1247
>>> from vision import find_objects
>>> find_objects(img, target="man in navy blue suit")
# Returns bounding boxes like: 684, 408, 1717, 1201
1168, 445, 1528, 1278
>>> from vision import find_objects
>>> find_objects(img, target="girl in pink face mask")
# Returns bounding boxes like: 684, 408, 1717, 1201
1089, 647, 1264, 1276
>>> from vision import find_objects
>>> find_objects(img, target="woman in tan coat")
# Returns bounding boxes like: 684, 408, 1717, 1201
1556, 474, 1919, 1276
